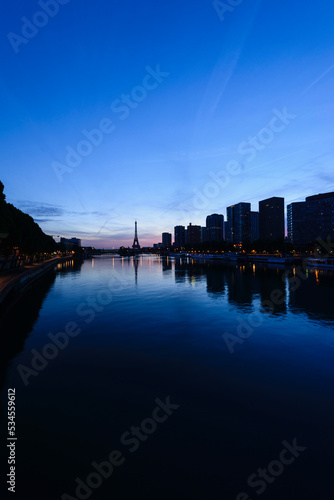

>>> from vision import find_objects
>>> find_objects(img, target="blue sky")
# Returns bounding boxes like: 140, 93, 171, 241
0, 0, 333, 247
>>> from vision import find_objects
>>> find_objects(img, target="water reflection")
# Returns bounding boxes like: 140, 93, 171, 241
56, 258, 83, 277
0, 260, 82, 401
288, 268, 334, 322
0, 273, 56, 423
170, 257, 333, 322
174, 258, 187, 283
0, 256, 333, 500
162, 256, 172, 273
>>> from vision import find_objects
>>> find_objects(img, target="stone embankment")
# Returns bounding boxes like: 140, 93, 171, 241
0, 257, 72, 305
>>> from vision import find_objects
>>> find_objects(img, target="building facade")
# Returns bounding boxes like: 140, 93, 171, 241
287, 192, 334, 245
187, 223, 201, 246
251, 211, 259, 242
162, 232, 172, 248
60, 237, 81, 249
226, 203, 251, 244
201, 227, 208, 243
206, 214, 224, 242
174, 225, 186, 248
259, 197, 284, 240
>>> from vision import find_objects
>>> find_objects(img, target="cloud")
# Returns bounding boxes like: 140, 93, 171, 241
15, 201, 64, 218
34, 218, 55, 223
14, 201, 113, 220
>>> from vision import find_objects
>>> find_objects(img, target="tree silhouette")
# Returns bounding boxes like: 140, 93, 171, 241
0, 181, 57, 267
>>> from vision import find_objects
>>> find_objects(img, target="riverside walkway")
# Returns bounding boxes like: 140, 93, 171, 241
0, 256, 72, 305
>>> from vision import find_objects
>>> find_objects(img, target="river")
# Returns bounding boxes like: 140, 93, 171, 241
0, 255, 333, 499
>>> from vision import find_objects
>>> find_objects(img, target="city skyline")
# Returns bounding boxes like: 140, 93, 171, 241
1, 1, 334, 247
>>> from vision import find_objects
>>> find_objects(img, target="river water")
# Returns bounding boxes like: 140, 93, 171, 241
0, 255, 333, 500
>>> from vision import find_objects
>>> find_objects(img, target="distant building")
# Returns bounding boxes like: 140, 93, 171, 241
162, 232, 172, 248
251, 211, 259, 242
287, 192, 334, 245
60, 237, 81, 249
226, 203, 251, 244
201, 227, 209, 243
225, 219, 231, 243
174, 225, 186, 248
206, 214, 224, 242
259, 197, 284, 240
187, 223, 201, 246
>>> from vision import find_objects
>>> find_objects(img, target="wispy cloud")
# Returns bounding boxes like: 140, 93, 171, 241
15, 201, 64, 218
14, 200, 112, 221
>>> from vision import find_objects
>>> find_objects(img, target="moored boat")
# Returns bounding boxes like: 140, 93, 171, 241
306, 258, 334, 269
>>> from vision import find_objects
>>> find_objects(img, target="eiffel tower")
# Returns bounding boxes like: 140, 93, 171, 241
132, 221, 140, 250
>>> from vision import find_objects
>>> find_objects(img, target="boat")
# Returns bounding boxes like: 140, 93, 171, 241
245, 255, 299, 265
306, 258, 334, 269
267, 256, 296, 265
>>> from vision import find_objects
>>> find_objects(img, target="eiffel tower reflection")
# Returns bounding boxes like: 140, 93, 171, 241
133, 255, 139, 286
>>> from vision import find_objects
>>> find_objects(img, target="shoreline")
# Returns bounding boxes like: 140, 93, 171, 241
0, 256, 73, 305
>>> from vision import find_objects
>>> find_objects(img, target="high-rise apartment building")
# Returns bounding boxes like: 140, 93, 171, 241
251, 211, 259, 242
259, 197, 284, 240
206, 214, 224, 242
162, 232, 172, 248
287, 192, 334, 245
174, 225, 186, 248
187, 223, 201, 246
201, 227, 208, 243
226, 203, 251, 244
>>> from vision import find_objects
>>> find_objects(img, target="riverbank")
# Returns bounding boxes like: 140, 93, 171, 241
171, 253, 303, 265
0, 256, 73, 305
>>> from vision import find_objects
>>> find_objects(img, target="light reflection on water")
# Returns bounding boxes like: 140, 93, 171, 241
0, 255, 333, 500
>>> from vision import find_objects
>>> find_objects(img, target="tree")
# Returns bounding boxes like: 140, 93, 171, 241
0, 181, 57, 265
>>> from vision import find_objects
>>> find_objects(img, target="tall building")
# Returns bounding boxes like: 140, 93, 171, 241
226, 203, 251, 244
251, 211, 259, 242
162, 232, 172, 248
206, 214, 224, 242
287, 192, 334, 245
174, 225, 185, 248
187, 223, 201, 246
226, 206, 234, 243
259, 197, 284, 240
225, 219, 231, 243
201, 227, 209, 243
287, 202, 305, 244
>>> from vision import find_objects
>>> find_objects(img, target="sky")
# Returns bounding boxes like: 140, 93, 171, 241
0, 0, 333, 247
